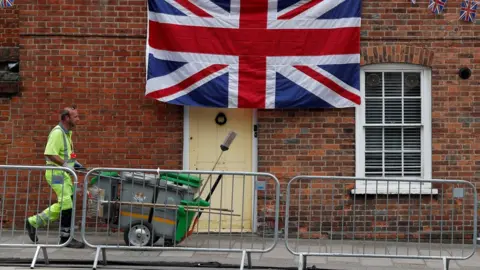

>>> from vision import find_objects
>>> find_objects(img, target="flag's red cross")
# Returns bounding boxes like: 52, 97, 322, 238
461, 1, 476, 20
431, 0, 446, 10
148, 0, 360, 107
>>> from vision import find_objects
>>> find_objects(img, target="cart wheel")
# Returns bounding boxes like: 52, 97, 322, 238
124, 221, 154, 247
152, 236, 175, 247
164, 238, 175, 247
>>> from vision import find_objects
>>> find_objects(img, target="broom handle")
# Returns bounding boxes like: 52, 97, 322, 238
100, 200, 232, 212
198, 150, 224, 197
187, 174, 223, 236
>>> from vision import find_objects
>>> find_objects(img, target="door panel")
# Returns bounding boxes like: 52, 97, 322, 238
188, 107, 253, 232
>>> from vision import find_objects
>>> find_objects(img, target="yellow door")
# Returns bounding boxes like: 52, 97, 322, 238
188, 107, 253, 232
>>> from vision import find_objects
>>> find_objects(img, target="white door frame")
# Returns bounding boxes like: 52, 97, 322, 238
182, 106, 259, 232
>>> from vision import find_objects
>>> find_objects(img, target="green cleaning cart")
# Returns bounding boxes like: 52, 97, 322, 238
89, 171, 209, 247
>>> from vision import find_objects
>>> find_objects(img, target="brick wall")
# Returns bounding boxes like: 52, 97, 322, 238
257, 0, 479, 240
3, 2, 183, 169
279, 179, 476, 244
0, 4, 18, 47
258, 0, 479, 189
0, 2, 183, 227
0, 1, 478, 241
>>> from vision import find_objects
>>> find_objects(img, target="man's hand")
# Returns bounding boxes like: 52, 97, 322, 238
45, 155, 65, 167
62, 162, 74, 170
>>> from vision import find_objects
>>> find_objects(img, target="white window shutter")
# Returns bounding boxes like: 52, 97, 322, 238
355, 65, 433, 195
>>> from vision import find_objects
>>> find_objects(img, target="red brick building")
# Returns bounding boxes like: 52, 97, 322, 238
0, 1, 478, 240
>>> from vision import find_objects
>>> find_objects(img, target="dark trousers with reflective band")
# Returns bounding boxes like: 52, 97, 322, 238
28, 169, 74, 238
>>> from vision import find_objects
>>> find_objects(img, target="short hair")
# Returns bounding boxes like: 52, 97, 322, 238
60, 105, 77, 121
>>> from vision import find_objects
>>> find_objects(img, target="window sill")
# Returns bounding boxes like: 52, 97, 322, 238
351, 188, 438, 195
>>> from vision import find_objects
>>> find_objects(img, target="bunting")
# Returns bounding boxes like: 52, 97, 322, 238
0, 0, 14, 8
459, 0, 477, 22
429, 0, 448, 14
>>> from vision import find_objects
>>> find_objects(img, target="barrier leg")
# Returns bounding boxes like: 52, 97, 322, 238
297, 254, 304, 270
102, 248, 107, 266
247, 251, 252, 269
42, 247, 49, 266
30, 246, 48, 269
240, 250, 247, 270
93, 247, 106, 270
443, 257, 450, 270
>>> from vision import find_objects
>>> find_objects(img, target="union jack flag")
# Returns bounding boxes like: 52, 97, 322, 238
0, 0, 14, 8
429, 0, 447, 14
145, 0, 361, 109
460, 0, 477, 22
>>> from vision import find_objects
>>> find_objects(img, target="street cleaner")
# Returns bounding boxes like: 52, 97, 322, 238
25, 105, 85, 248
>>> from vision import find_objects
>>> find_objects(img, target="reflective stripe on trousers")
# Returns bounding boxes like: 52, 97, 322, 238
27, 170, 73, 229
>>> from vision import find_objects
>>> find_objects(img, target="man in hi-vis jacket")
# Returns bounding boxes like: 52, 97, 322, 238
26, 105, 85, 248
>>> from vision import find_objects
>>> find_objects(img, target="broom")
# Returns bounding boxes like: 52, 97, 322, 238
184, 131, 237, 239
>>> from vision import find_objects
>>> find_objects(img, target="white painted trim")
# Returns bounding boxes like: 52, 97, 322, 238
252, 109, 258, 233
355, 71, 365, 178
145, 1, 150, 84
354, 64, 435, 195
353, 182, 438, 195
183, 106, 190, 170
252, 109, 258, 174
423, 69, 432, 180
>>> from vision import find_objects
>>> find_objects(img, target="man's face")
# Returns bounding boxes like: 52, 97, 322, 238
67, 110, 80, 128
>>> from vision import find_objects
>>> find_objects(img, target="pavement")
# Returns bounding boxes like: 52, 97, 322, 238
0, 231, 479, 270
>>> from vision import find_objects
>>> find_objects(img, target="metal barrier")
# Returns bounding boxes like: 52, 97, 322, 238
0, 165, 79, 268
285, 176, 477, 270
81, 167, 280, 270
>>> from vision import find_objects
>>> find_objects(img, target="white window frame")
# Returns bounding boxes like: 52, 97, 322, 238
354, 64, 436, 195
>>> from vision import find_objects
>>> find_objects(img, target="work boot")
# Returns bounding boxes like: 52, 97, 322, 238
59, 237, 85, 249
25, 219, 38, 243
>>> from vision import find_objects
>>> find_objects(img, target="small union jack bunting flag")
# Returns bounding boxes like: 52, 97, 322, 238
429, 0, 447, 14
460, 0, 477, 22
0, 0, 14, 8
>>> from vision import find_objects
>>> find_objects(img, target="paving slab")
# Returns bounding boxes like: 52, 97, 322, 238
159, 250, 195, 257
261, 247, 294, 259
226, 251, 262, 260
327, 256, 361, 263
392, 258, 426, 265
360, 258, 394, 266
